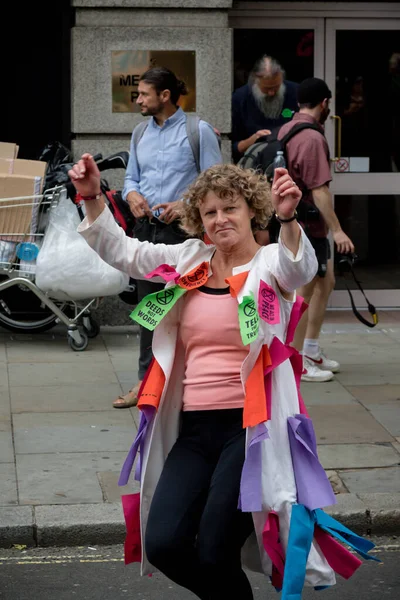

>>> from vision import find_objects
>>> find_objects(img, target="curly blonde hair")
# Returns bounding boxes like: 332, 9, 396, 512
180, 164, 274, 237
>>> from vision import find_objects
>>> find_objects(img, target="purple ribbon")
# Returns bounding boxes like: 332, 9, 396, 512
239, 422, 269, 512
287, 414, 336, 510
119, 405, 155, 486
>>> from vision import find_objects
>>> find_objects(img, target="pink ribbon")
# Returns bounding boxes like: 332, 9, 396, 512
290, 352, 309, 417
314, 526, 362, 579
121, 493, 142, 565
145, 264, 180, 283
285, 296, 308, 346
264, 337, 296, 420
262, 511, 285, 589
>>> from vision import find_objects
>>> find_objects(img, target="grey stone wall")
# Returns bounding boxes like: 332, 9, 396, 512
75, 8, 229, 27
71, 1, 233, 324
73, 1, 232, 8
72, 26, 232, 134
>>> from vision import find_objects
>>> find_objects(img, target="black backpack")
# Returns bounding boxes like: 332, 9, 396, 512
238, 122, 322, 182
238, 122, 325, 241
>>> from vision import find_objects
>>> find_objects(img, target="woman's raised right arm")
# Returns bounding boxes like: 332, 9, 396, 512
68, 153, 105, 225
77, 205, 182, 280
69, 153, 184, 279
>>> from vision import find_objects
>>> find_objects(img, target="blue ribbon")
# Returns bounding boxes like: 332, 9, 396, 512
313, 509, 379, 563
282, 504, 314, 600
281, 505, 379, 600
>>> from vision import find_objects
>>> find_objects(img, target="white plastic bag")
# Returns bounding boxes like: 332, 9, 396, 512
36, 190, 129, 300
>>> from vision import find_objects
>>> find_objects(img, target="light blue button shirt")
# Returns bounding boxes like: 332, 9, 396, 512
122, 108, 222, 210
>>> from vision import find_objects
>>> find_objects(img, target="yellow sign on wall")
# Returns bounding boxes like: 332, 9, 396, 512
112, 51, 196, 113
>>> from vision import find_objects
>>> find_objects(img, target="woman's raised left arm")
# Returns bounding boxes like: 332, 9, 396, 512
267, 168, 318, 293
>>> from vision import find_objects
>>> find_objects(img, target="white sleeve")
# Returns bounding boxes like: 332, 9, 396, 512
263, 224, 318, 292
78, 205, 188, 280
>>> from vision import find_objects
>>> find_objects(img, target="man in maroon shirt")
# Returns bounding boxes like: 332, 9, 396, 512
279, 78, 354, 382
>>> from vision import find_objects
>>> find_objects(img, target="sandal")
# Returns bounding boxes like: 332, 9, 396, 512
113, 381, 142, 409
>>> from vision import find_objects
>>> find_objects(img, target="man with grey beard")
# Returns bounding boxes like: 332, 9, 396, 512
232, 56, 299, 162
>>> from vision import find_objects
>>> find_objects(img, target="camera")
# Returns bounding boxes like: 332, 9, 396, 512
336, 252, 358, 273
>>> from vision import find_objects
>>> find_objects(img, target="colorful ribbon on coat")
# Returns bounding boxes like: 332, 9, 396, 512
285, 295, 308, 346
280, 504, 379, 600
264, 336, 296, 420
238, 422, 269, 512
287, 414, 336, 510
121, 493, 142, 565
119, 405, 155, 486
144, 264, 181, 283
262, 511, 285, 590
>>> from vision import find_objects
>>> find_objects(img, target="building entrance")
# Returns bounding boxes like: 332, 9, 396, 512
230, 3, 400, 309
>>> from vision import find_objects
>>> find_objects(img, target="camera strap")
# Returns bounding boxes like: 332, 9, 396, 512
339, 262, 378, 328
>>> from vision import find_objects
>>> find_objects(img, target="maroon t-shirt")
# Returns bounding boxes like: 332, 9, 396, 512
278, 113, 332, 238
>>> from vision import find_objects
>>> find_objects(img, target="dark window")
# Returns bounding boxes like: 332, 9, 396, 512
3, 1, 72, 159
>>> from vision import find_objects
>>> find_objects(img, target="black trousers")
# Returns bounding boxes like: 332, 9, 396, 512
133, 217, 188, 380
145, 409, 254, 600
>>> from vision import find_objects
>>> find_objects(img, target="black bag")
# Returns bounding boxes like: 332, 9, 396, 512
239, 123, 324, 241
250, 122, 322, 182
104, 190, 136, 238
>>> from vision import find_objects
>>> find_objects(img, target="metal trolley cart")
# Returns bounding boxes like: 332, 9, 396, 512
0, 186, 100, 351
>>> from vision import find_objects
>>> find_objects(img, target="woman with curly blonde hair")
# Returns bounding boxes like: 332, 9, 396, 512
180, 163, 274, 237
69, 156, 352, 599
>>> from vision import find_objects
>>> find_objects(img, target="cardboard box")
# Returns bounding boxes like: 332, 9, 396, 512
0, 142, 47, 238
0, 175, 43, 237
0, 141, 46, 180
0, 142, 19, 159
0, 158, 46, 179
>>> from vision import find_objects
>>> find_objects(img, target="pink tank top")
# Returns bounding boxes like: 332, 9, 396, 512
179, 287, 249, 411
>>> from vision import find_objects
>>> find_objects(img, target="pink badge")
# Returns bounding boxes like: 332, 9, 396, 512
258, 281, 281, 325
145, 264, 180, 283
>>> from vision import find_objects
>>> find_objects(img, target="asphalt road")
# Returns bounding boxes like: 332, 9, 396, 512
0, 538, 398, 600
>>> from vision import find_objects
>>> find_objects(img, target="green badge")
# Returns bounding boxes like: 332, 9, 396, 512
238, 293, 259, 345
281, 108, 293, 118
130, 285, 187, 331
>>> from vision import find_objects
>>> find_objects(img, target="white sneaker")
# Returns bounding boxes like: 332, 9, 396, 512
301, 357, 334, 382
305, 350, 340, 373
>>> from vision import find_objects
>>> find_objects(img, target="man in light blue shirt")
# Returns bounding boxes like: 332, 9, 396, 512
113, 67, 221, 408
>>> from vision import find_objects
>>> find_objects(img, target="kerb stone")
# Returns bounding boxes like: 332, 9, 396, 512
35, 503, 126, 547
0, 506, 35, 548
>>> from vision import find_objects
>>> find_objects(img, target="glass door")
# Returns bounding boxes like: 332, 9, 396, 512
325, 19, 400, 308
230, 16, 324, 94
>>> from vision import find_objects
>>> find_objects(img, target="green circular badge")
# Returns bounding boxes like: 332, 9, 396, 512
281, 108, 293, 118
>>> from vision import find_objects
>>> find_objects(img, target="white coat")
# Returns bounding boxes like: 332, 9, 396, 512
79, 206, 338, 588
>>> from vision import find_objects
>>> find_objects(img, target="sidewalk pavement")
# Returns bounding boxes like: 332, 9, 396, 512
1, 312, 400, 548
